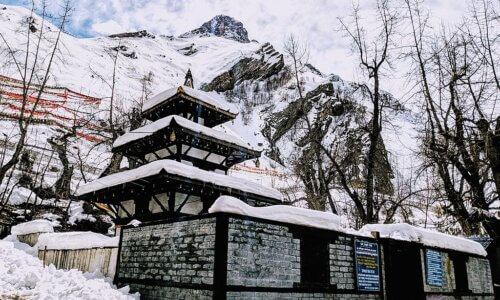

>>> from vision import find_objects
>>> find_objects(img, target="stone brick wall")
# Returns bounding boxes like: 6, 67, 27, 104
128, 283, 213, 300
114, 213, 493, 299
117, 217, 216, 291
467, 257, 494, 294
329, 235, 356, 289
226, 291, 379, 299
226, 217, 301, 287
420, 248, 494, 298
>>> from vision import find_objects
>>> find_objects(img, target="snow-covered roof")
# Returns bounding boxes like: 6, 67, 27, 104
36, 232, 119, 250
113, 115, 257, 151
142, 86, 238, 115
209, 196, 344, 232
76, 159, 282, 201
359, 223, 487, 256
11, 220, 54, 236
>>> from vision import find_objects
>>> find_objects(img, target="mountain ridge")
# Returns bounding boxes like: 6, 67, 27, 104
179, 15, 250, 43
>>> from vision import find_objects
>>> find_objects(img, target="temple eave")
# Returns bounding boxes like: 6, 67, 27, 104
77, 160, 282, 206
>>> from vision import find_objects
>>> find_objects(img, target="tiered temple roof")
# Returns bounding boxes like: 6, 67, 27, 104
112, 115, 260, 172
142, 86, 237, 127
77, 71, 282, 224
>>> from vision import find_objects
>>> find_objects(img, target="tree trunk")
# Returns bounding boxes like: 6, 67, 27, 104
48, 135, 73, 198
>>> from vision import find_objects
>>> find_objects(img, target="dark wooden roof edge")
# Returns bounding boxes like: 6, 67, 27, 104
112, 118, 261, 158
141, 90, 238, 120
77, 169, 282, 205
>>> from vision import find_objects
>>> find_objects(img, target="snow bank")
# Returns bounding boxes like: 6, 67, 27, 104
2, 234, 38, 257
0, 240, 138, 299
143, 85, 238, 115
359, 223, 487, 256
7, 186, 39, 205
209, 196, 344, 232
113, 115, 254, 150
36, 232, 119, 250
68, 201, 97, 225
11, 220, 54, 236
76, 159, 282, 201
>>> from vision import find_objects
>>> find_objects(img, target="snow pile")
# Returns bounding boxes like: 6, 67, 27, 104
126, 219, 142, 227
209, 196, 344, 232
76, 159, 282, 201
7, 186, 40, 205
359, 223, 487, 256
143, 85, 238, 115
36, 232, 119, 250
113, 115, 254, 150
68, 201, 97, 225
2, 234, 38, 257
11, 220, 54, 236
0, 240, 138, 299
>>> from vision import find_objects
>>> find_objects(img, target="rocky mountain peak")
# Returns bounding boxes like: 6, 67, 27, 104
180, 15, 250, 43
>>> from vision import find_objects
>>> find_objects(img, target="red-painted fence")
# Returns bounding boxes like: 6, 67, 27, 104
0, 75, 107, 142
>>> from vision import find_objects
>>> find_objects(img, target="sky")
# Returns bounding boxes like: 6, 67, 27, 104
1, 0, 469, 97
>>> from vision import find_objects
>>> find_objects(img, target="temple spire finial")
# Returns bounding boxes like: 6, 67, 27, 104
184, 69, 194, 88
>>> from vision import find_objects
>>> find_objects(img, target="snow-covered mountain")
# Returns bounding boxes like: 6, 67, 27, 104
0, 5, 420, 226
180, 15, 250, 43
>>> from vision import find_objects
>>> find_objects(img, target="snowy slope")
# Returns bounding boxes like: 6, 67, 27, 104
0, 4, 420, 224
0, 5, 260, 104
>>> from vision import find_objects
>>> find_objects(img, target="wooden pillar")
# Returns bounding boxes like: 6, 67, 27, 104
168, 188, 176, 213
176, 141, 182, 162
213, 214, 228, 300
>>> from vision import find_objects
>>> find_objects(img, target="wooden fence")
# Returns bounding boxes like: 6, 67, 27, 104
17, 232, 42, 246
38, 247, 118, 278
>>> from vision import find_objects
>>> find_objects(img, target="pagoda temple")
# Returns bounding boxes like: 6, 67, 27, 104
74, 71, 494, 300
76, 70, 282, 224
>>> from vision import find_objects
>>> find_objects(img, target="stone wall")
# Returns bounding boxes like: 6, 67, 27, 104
225, 216, 381, 299
419, 248, 494, 299
114, 213, 494, 299
329, 235, 356, 289
226, 292, 380, 299
467, 257, 494, 294
116, 217, 217, 298
128, 283, 213, 300
226, 217, 301, 287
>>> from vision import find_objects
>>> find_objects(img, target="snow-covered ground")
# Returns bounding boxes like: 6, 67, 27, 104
0, 238, 138, 299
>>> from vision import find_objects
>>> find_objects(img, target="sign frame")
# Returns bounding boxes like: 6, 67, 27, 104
354, 239, 381, 292
425, 248, 443, 287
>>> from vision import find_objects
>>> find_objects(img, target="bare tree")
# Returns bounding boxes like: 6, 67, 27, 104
283, 34, 337, 213
284, 34, 309, 99
321, 0, 400, 224
404, 0, 500, 237
0, 0, 72, 187
90, 44, 124, 176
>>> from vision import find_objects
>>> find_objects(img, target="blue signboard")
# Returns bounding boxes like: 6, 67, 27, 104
425, 249, 443, 286
354, 240, 380, 291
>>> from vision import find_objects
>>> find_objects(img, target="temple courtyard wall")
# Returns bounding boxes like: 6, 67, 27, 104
114, 213, 494, 299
